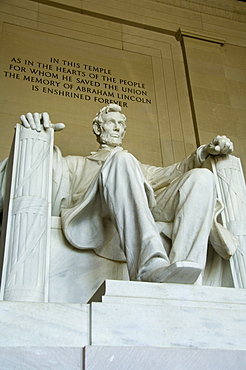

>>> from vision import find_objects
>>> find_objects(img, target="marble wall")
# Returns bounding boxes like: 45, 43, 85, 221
0, 0, 245, 173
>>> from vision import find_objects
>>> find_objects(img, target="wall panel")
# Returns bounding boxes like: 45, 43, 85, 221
0, 0, 245, 173
182, 36, 246, 170
0, 1, 195, 169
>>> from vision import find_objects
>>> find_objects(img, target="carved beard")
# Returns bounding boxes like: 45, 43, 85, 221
98, 132, 123, 146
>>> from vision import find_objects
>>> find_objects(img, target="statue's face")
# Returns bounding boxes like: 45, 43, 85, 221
99, 112, 126, 146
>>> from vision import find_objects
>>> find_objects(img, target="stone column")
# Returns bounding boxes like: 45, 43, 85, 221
211, 155, 246, 289
0, 124, 54, 302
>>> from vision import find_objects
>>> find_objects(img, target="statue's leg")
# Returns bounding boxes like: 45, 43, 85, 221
99, 152, 207, 284
153, 168, 216, 271
99, 151, 169, 280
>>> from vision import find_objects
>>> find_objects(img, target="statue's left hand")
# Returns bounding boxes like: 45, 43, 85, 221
201, 135, 234, 160
20, 112, 65, 132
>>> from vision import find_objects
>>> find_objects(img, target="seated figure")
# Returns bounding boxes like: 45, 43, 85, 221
0, 104, 238, 286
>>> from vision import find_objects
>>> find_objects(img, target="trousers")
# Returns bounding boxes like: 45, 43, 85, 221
99, 151, 216, 280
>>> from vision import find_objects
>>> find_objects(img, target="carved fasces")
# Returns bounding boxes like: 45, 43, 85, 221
0, 124, 54, 302
211, 155, 246, 288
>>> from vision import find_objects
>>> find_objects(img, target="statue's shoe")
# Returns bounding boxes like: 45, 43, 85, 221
139, 261, 202, 284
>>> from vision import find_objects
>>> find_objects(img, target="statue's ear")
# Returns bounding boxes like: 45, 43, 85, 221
93, 123, 101, 136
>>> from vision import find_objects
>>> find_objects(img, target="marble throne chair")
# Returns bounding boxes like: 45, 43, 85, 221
1, 125, 246, 304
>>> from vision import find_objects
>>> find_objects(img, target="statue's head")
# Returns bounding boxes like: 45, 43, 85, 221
92, 104, 127, 147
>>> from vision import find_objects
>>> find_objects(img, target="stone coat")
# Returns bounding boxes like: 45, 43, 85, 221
0, 145, 238, 269
51, 145, 214, 262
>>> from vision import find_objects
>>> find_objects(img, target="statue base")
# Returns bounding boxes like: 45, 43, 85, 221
1, 280, 246, 368
1, 346, 245, 369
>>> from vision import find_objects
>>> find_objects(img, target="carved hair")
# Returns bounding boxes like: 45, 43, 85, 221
92, 104, 127, 139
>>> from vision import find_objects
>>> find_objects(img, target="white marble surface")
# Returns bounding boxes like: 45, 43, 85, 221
0, 347, 82, 370
1, 125, 54, 302
1, 280, 246, 354
90, 280, 246, 350
89, 279, 246, 305
0, 301, 89, 347
2, 345, 246, 370
1, 107, 243, 306
84, 346, 246, 370
211, 155, 246, 289
91, 301, 246, 349
49, 217, 129, 304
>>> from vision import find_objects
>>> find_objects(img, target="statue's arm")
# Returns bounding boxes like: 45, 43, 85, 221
141, 153, 201, 191
141, 135, 234, 191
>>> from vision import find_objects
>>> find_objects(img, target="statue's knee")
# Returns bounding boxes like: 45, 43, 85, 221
189, 168, 215, 192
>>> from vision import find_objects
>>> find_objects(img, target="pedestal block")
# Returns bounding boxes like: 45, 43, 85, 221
0, 301, 89, 347
0, 347, 83, 370
1, 280, 246, 369
89, 280, 246, 349
83, 346, 246, 370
